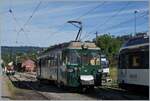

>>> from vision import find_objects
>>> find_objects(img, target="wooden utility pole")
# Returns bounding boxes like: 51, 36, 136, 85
95, 31, 98, 44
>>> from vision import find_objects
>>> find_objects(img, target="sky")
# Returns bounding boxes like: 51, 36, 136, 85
0, 0, 149, 47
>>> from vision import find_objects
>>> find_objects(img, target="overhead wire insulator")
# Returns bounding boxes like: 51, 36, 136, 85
9, 9, 12, 13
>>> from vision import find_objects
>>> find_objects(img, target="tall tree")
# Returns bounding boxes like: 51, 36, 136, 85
94, 34, 124, 66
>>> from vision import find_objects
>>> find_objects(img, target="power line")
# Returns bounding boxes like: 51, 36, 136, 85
76, 1, 106, 20
85, 11, 148, 40
23, 1, 42, 27
15, 1, 42, 44
101, 11, 148, 32
44, 23, 67, 42
16, 1, 42, 34
9, 8, 21, 28
8, 8, 31, 45
113, 20, 148, 35
45, 2, 106, 43
8, 0, 19, 25
81, 2, 131, 40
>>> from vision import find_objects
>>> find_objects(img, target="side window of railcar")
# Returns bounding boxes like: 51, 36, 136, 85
45, 58, 47, 67
59, 53, 63, 65
129, 52, 142, 69
119, 53, 129, 69
57, 53, 62, 66
68, 50, 80, 65
62, 49, 68, 65
132, 55, 140, 67
142, 51, 149, 69
48, 59, 51, 67
51, 54, 54, 66
143, 51, 149, 69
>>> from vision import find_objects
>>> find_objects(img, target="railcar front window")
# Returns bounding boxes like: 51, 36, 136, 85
132, 56, 140, 67
89, 52, 100, 65
68, 50, 100, 65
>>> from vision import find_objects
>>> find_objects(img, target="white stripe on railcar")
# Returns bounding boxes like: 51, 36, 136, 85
119, 43, 149, 52
118, 69, 149, 86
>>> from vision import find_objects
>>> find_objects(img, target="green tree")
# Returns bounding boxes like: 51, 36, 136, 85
94, 34, 123, 66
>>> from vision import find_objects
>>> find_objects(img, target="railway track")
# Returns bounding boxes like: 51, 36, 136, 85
7, 73, 149, 100
8, 75, 51, 100
17, 73, 36, 81
97, 85, 148, 100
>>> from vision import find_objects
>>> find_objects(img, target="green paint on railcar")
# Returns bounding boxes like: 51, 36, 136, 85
60, 48, 102, 87
37, 41, 102, 88
65, 64, 102, 87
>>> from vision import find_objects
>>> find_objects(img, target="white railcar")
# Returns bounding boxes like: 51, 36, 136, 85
118, 35, 149, 93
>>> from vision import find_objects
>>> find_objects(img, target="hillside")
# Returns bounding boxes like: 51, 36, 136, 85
1, 46, 47, 64
1, 46, 45, 55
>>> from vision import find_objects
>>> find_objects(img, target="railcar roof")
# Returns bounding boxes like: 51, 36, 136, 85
67, 41, 99, 49
123, 35, 149, 47
40, 41, 100, 54
120, 35, 149, 52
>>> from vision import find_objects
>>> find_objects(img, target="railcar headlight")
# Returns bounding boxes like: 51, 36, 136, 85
98, 69, 102, 73
67, 68, 74, 72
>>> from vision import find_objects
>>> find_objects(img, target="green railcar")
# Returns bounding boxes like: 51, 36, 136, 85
36, 41, 102, 89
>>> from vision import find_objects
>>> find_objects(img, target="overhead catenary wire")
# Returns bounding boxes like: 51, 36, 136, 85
45, 2, 107, 43
44, 23, 67, 43
8, 8, 30, 44
8, 0, 19, 26
100, 11, 148, 33
100, 10, 148, 33
85, 11, 148, 40
81, 2, 131, 40
48, 2, 106, 34
113, 20, 148, 35
17, 1, 42, 33
75, 1, 106, 20
8, 1, 31, 45
9, 9, 21, 28
15, 1, 42, 44
22, 1, 42, 27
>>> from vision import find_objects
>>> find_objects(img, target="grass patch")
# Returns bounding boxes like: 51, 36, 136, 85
5, 76, 29, 100
5, 77, 17, 99
109, 66, 118, 85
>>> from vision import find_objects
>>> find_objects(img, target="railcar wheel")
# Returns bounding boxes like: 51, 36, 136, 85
88, 86, 94, 91
84, 86, 94, 93
77, 86, 86, 93
37, 78, 42, 88
57, 83, 61, 88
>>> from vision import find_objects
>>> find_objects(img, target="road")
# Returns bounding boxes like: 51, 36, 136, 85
6, 72, 149, 100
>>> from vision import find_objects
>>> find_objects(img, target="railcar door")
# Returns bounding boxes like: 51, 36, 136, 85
118, 53, 128, 84
39, 59, 42, 77
37, 59, 42, 78
56, 52, 62, 85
